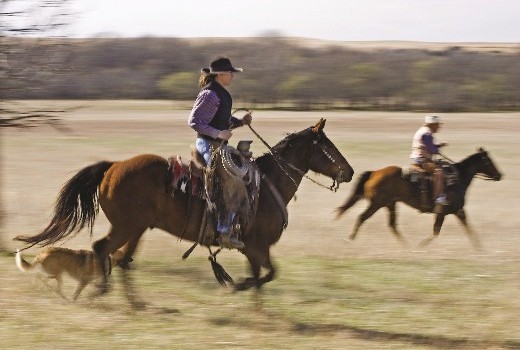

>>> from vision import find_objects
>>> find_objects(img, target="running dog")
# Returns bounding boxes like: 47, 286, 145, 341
15, 247, 124, 301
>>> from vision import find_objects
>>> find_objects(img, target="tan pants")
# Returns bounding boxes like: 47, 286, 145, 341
413, 160, 445, 199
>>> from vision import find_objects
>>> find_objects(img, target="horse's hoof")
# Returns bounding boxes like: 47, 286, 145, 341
233, 283, 248, 292
234, 278, 257, 292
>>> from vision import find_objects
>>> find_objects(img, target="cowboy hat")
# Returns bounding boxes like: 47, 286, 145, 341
202, 57, 243, 74
424, 115, 442, 124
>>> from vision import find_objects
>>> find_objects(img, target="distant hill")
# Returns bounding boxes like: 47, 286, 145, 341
2, 37, 519, 111
284, 38, 519, 53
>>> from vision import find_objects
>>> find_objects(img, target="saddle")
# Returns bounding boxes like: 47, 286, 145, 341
166, 142, 260, 248
402, 164, 436, 212
401, 164, 428, 183
402, 161, 459, 213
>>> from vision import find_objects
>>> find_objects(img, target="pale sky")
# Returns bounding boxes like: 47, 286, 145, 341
65, 0, 520, 42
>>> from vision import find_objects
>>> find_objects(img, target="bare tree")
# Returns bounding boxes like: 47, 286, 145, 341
0, 0, 75, 252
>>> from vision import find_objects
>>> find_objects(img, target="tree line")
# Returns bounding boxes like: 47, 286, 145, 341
3, 37, 519, 111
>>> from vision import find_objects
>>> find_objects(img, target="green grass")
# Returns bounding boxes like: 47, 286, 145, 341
2, 254, 518, 350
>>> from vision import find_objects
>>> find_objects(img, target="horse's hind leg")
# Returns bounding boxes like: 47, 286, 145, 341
349, 202, 382, 240
387, 202, 408, 246
117, 235, 143, 270
117, 235, 148, 309
455, 209, 482, 250
92, 225, 144, 295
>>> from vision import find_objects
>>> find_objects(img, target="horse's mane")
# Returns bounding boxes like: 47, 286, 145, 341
254, 128, 312, 173
455, 150, 484, 169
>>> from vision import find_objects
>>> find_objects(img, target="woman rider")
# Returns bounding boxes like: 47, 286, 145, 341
188, 57, 252, 249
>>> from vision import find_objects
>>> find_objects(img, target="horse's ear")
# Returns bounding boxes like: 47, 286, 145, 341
312, 118, 326, 133
478, 147, 485, 152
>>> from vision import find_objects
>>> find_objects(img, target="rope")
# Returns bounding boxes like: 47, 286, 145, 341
220, 146, 248, 178
438, 152, 456, 164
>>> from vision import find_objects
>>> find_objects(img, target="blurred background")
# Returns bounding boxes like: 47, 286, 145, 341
1, 0, 519, 112
1, 1, 519, 349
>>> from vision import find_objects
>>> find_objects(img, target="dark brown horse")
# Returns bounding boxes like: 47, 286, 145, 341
16, 119, 354, 300
336, 148, 501, 248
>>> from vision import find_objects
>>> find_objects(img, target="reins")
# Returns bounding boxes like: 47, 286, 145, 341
438, 152, 456, 164
232, 108, 342, 191
439, 152, 495, 181
248, 123, 340, 192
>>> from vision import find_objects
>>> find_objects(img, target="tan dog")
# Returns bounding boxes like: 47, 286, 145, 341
15, 247, 124, 301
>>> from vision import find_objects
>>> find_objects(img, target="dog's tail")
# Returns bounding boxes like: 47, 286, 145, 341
15, 249, 34, 272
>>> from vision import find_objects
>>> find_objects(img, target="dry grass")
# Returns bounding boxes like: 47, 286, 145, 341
1, 101, 519, 349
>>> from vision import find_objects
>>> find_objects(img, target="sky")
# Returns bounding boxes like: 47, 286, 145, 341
30, 0, 520, 42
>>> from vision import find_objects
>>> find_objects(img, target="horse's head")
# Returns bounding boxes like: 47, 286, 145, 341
473, 147, 502, 181
308, 118, 354, 188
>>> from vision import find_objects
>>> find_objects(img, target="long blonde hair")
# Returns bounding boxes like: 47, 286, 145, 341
198, 68, 216, 89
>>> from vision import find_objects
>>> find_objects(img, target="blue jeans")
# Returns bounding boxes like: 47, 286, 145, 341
196, 137, 233, 234
195, 137, 212, 165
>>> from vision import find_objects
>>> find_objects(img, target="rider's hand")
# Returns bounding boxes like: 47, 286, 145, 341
439, 142, 448, 147
241, 110, 253, 125
217, 130, 232, 140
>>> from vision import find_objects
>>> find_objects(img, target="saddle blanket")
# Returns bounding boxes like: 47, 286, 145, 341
166, 156, 203, 198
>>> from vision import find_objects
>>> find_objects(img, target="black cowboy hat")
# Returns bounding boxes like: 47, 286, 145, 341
202, 57, 243, 74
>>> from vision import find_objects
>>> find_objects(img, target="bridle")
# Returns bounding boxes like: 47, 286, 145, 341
247, 123, 345, 192
475, 154, 500, 181
439, 151, 499, 181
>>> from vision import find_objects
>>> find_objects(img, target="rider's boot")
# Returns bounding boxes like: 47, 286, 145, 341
217, 231, 245, 250
216, 214, 245, 250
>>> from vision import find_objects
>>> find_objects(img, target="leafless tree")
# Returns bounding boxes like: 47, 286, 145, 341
0, 0, 75, 251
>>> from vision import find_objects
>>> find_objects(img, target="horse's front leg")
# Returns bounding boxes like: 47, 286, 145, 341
455, 209, 482, 251
235, 247, 273, 292
419, 213, 445, 247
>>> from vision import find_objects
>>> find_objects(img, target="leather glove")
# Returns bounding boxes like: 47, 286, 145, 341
241, 111, 253, 125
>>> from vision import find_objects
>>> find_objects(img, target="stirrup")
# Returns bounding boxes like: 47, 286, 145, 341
217, 234, 245, 250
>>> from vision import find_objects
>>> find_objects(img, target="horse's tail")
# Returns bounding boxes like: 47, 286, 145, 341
335, 171, 372, 218
14, 161, 114, 247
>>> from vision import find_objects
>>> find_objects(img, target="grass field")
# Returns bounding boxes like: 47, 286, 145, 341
1, 101, 519, 349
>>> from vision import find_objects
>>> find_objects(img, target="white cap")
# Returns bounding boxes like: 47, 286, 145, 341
424, 115, 441, 124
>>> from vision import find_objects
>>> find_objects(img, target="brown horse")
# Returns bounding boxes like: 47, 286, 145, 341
336, 148, 502, 248
16, 118, 354, 300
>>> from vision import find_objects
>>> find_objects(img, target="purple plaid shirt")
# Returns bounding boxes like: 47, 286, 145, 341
188, 89, 222, 139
